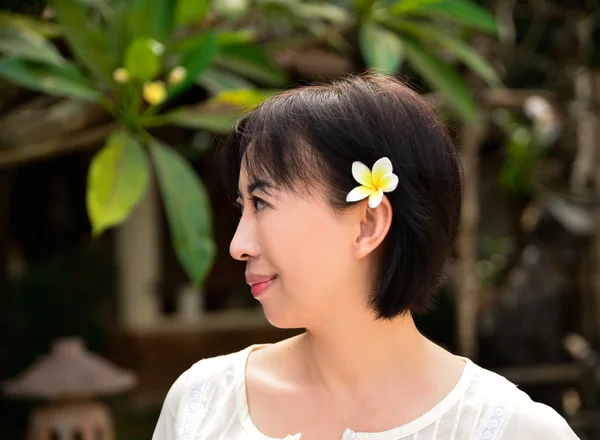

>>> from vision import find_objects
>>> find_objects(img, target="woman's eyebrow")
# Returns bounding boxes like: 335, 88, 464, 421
247, 179, 273, 195
236, 179, 274, 199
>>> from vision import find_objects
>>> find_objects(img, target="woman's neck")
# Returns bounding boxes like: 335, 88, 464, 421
298, 312, 438, 394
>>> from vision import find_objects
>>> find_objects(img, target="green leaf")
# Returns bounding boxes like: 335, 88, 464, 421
149, 139, 216, 285
169, 32, 218, 97
215, 30, 257, 46
403, 40, 477, 121
108, 2, 133, 65
78, 0, 113, 18
434, 34, 501, 86
214, 44, 288, 87
417, 0, 497, 33
197, 66, 255, 95
175, 0, 210, 26
169, 31, 255, 55
127, 0, 175, 42
0, 27, 67, 67
390, 0, 445, 15
53, 0, 115, 82
359, 22, 405, 73
145, 107, 242, 134
213, 0, 249, 20
286, 2, 351, 24
87, 129, 150, 236
146, 89, 272, 132
0, 12, 62, 38
389, 20, 501, 86
168, 33, 208, 54
210, 89, 273, 107
125, 38, 163, 81
0, 57, 101, 101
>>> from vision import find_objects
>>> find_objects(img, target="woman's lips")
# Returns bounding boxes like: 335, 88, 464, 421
246, 275, 278, 298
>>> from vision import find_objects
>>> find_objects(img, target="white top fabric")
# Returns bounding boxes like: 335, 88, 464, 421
152, 344, 580, 440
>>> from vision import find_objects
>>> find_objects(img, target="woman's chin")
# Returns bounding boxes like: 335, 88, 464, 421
261, 306, 304, 330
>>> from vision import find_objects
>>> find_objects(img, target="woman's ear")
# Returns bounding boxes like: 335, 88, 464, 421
353, 196, 393, 260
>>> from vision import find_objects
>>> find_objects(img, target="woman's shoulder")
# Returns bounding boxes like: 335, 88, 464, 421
152, 346, 255, 440
467, 362, 579, 439
162, 345, 252, 413
502, 397, 579, 439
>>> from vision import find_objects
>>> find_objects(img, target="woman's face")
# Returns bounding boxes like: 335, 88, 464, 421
230, 166, 365, 328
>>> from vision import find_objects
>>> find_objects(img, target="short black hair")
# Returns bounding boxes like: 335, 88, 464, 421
221, 74, 462, 319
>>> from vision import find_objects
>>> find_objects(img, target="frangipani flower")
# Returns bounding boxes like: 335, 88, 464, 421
113, 67, 130, 84
168, 66, 187, 85
346, 157, 399, 208
143, 81, 167, 105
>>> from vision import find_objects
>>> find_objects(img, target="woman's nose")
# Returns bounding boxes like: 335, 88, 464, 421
230, 215, 260, 261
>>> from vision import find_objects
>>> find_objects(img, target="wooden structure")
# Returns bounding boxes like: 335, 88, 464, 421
3, 337, 136, 440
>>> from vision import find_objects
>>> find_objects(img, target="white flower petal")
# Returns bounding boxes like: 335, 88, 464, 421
372, 157, 393, 185
380, 172, 399, 193
346, 185, 374, 202
368, 188, 384, 208
352, 161, 374, 187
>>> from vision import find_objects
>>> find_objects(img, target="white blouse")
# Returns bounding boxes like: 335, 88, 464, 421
152, 344, 580, 440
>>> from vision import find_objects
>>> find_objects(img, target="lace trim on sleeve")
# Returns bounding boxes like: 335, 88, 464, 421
178, 377, 206, 440
476, 398, 508, 440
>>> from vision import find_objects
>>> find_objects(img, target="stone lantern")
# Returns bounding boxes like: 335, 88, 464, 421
4, 337, 137, 440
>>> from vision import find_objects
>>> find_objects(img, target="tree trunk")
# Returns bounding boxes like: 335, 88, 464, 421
456, 117, 487, 360
0, 168, 14, 428
591, 70, 600, 346
0, 169, 13, 370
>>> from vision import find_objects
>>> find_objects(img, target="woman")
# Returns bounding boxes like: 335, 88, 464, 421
153, 75, 579, 440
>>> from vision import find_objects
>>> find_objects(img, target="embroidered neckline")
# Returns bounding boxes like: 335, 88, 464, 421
234, 345, 476, 440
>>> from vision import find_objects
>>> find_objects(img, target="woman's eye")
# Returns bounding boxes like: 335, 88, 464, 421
252, 197, 267, 211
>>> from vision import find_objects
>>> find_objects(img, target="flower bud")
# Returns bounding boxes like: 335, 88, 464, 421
168, 66, 187, 85
143, 81, 167, 105
113, 67, 130, 84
